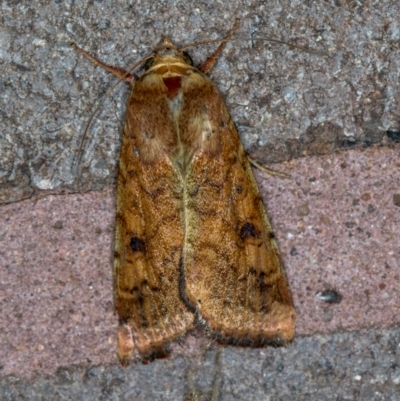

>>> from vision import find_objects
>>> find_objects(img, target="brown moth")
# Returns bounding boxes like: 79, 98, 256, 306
73, 20, 295, 366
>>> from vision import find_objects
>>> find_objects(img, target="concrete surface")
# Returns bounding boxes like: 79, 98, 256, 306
1, 0, 400, 399
1, 328, 400, 400
1, 0, 399, 203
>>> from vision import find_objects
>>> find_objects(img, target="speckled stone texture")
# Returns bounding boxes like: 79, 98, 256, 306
2, 0, 400, 399
2, 329, 400, 401
1, 146, 400, 387
1, 0, 399, 203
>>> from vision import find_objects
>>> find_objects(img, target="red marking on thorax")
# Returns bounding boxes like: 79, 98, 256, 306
163, 77, 182, 98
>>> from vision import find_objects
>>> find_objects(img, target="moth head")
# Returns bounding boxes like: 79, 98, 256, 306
145, 37, 194, 70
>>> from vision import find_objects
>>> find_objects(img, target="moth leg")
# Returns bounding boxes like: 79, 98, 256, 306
200, 18, 240, 73
249, 158, 291, 179
184, 349, 222, 401
71, 43, 134, 82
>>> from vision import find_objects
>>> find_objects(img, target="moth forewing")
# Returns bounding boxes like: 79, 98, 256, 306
73, 20, 295, 366
180, 83, 295, 344
114, 55, 195, 364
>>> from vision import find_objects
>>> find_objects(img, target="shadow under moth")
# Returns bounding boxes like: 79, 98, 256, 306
73, 19, 295, 366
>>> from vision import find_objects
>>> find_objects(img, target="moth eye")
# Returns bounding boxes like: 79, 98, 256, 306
144, 57, 155, 70
182, 51, 193, 66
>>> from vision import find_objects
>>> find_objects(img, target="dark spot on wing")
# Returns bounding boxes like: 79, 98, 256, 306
240, 223, 261, 240
130, 237, 146, 253
248, 266, 256, 275
129, 286, 139, 294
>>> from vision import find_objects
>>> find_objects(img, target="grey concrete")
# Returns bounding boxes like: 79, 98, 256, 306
1, 327, 400, 400
1, 0, 399, 203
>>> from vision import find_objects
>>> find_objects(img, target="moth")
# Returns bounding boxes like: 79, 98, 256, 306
73, 20, 295, 366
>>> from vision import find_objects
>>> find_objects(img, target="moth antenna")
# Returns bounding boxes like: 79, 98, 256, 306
71, 43, 153, 174
245, 36, 329, 56
180, 18, 240, 52
182, 36, 328, 57
249, 158, 291, 179
180, 17, 327, 57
